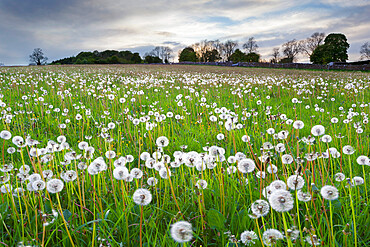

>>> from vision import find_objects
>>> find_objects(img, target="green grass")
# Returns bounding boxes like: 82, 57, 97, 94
0, 64, 369, 246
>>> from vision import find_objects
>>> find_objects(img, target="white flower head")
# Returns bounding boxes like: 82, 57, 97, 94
133, 188, 152, 206
170, 221, 193, 243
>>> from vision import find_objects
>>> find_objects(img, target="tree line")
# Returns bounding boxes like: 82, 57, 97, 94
27, 33, 370, 66
179, 33, 370, 64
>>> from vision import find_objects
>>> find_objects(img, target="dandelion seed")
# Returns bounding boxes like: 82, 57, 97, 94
159, 167, 171, 179
195, 179, 207, 189
269, 190, 294, 212
170, 221, 193, 243
311, 125, 325, 136
297, 190, 312, 202
46, 179, 64, 193
19, 165, 31, 174
293, 120, 304, 129
342, 145, 355, 155
105, 150, 116, 159
240, 230, 258, 245
147, 177, 158, 186
28, 173, 42, 183
334, 173, 346, 182
262, 229, 283, 246
287, 175, 305, 190
356, 155, 370, 166
269, 180, 287, 192
262, 186, 273, 199
0, 130, 11, 140
130, 168, 143, 179
156, 136, 169, 147
78, 141, 89, 150
1, 163, 13, 172
140, 152, 151, 161
1, 184, 12, 193
32, 180, 46, 191
132, 188, 152, 206
63, 170, 77, 182
237, 158, 256, 173
267, 164, 278, 174
251, 199, 270, 217
281, 154, 293, 164
320, 185, 339, 200
241, 135, 250, 142
352, 176, 364, 186
57, 135, 66, 143
113, 167, 129, 180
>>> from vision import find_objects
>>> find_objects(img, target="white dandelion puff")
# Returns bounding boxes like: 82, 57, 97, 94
132, 188, 152, 206
170, 221, 193, 243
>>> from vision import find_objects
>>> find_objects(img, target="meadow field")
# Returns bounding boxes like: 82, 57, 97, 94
0, 64, 369, 246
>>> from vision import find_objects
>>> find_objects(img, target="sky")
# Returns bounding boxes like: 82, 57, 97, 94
0, 0, 369, 65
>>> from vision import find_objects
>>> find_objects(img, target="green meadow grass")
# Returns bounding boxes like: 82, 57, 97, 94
0, 65, 369, 246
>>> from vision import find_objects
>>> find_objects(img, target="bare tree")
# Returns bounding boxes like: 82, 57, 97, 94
282, 39, 302, 62
243, 37, 258, 53
191, 40, 222, 62
213, 39, 225, 61
301, 32, 325, 57
270, 47, 280, 63
152, 47, 161, 58
160, 46, 173, 63
199, 40, 212, 62
223, 40, 238, 61
360, 42, 370, 60
29, 48, 48, 65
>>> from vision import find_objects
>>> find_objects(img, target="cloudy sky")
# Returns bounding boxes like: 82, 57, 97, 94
0, 0, 369, 65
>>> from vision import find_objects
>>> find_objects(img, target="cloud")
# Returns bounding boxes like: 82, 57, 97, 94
0, 0, 369, 64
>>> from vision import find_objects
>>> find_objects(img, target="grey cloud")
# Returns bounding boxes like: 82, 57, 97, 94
0, 0, 369, 64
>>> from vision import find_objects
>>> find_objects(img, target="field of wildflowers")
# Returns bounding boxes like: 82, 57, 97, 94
0, 65, 369, 246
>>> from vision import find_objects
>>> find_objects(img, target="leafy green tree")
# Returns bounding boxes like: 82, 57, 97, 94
51, 50, 142, 64
279, 57, 293, 63
310, 45, 330, 64
310, 33, 350, 64
229, 49, 247, 62
245, 52, 260, 62
144, 55, 162, 64
204, 49, 220, 62
179, 47, 197, 62
324, 33, 350, 62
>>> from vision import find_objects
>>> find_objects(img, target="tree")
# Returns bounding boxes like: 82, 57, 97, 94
245, 52, 260, 62
144, 55, 162, 64
270, 48, 280, 63
282, 40, 302, 62
360, 42, 370, 60
160, 46, 173, 63
323, 33, 350, 62
29, 48, 48, 65
204, 49, 220, 62
213, 40, 225, 61
301, 32, 325, 57
179, 47, 197, 62
191, 40, 218, 62
310, 45, 330, 64
310, 33, 350, 64
229, 49, 247, 63
243, 37, 258, 53
223, 40, 238, 61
